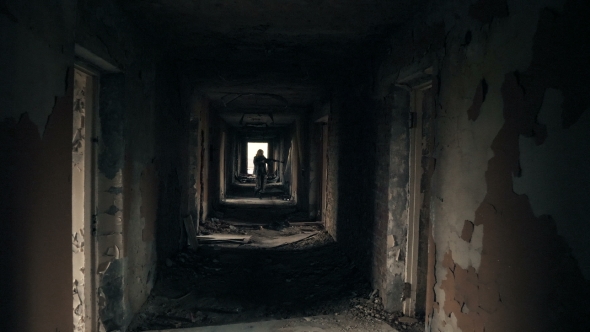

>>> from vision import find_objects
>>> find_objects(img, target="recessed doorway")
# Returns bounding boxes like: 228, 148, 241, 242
247, 142, 268, 174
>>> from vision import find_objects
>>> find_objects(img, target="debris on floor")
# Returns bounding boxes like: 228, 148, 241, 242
142, 313, 398, 331
128, 220, 424, 332
235, 173, 256, 183
196, 234, 252, 244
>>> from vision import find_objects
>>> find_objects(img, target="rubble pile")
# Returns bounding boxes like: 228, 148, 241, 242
199, 218, 246, 235
349, 291, 424, 331
128, 219, 423, 332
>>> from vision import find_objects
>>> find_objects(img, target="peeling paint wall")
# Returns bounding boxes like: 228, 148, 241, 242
72, 69, 92, 331
75, 1, 186, 329
1, 0, 179, 330
0, 0, 76, 330
398, 0, 590, 330
326, 0, 590, 329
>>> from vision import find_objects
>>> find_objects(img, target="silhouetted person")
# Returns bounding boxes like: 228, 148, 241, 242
253, 149, 282, 196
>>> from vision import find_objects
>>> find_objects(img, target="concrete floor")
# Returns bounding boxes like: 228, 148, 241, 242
222, 198, 295, 206
143, 314, 398, 332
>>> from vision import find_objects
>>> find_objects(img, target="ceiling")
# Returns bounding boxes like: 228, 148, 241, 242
118, 0, 422, 61
180, 59, 326, 133
117, 0, 425, 132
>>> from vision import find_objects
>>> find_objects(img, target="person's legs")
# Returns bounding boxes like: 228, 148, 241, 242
255, 174, 263, 194
260, 176, 267, 193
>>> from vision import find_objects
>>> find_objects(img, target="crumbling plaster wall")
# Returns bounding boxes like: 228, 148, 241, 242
0, 0, 176, 330
188, 95, 212, 226
325, 51, 418, 313
386, 0, 590, 330
0, 1, 76, 331
327, 1, 590, 328
76, 0, 170, 330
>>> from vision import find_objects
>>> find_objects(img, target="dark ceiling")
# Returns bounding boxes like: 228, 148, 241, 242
118, 0, 424, 132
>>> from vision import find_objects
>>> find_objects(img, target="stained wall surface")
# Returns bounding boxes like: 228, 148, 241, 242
324, 0, 590, 329
399, 0, 590, 330
188, 95, 212, 226
0, 1, 76, 330
76, 1, 168, 329
1, 0, 185, 330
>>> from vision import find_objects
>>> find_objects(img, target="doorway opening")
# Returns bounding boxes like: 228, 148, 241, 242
247, 142, 268, 174
404, 79, 434, 318
72, 66, 98, 332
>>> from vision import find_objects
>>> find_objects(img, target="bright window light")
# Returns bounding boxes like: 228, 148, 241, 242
247, 142, 268, 174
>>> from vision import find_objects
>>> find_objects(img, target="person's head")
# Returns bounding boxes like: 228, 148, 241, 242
256, 149, 264, 157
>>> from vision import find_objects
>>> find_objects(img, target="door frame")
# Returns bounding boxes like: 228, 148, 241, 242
73, 64, 100, 332
74, 44, 120, 332
403, 79, 432, 317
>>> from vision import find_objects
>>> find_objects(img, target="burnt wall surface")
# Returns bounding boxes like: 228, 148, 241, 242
373, 0, 590, 330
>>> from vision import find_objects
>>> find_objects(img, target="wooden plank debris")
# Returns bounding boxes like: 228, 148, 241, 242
246, 232, 318, 248
197, 234, 252, 244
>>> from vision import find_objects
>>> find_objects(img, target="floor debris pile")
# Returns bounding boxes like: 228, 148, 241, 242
349, 294, 424, 331
129, 221, 424, 331
199, 218, 248, 235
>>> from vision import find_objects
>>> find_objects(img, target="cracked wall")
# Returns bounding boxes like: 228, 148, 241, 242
420, 0, 590, 330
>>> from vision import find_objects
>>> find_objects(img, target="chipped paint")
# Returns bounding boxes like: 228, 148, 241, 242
72, 69, 88, 332
429, 0, 569, 330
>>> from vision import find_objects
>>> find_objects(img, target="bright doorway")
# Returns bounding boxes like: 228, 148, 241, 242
247, 142, 268, 174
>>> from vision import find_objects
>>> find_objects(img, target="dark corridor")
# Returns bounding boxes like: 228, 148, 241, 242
2, 0, 590, 331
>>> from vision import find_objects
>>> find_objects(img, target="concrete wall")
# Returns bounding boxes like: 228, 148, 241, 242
370, 0, 590, 330
188, 95, 212, 225
209, 115, 229, 208
428, 0, 589, 330
325, 2, 589, 329
325, 66, 384, 293
325, 66, 414, 312
0, 1, 76, 331
76, 1, 172, 330
0, 0, 184, 330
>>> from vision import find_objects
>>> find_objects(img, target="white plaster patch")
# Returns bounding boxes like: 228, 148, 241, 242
449, 224, 484, 270
430, 0, 566, 330
514, 88, 590, 278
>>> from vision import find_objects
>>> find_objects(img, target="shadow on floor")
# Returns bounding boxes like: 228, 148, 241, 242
128, 230, 373, 331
